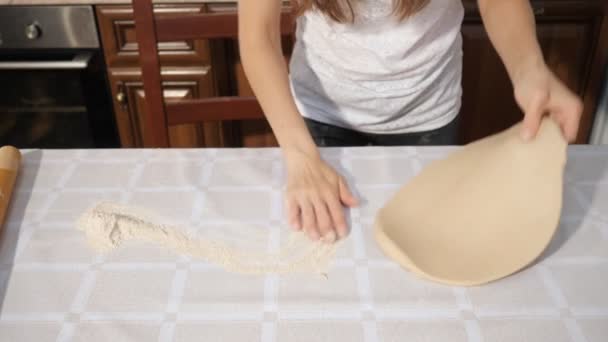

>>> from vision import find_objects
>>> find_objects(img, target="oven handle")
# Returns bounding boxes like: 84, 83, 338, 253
0, 52, 93, 70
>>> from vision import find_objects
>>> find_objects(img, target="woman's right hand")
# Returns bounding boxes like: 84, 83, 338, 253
284, 150, 359, 243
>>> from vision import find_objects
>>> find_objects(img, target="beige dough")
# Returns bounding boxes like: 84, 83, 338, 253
374, 118, 567, 286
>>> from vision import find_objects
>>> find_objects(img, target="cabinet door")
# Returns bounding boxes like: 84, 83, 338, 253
109, 67, 223, 147
97, 4, 211, 68
460, 2, 604, 144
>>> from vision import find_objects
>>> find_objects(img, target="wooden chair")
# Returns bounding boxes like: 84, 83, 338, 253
132, 0, 294, 147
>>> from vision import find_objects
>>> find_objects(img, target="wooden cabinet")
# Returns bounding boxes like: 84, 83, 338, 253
97, 4, 225, 148
97, 1, 608, 147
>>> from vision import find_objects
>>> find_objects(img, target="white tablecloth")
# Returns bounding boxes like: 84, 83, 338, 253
1, 147, 607, 342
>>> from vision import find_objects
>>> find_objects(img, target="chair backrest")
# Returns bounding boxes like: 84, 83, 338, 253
132, 0, 295, 147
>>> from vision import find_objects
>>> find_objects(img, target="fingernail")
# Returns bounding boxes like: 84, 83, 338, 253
336, 226, 347, 238
521, 130, 532, 142
322, 231, 336, 244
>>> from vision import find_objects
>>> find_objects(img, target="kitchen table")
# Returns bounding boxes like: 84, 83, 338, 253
0, 147, 607, 342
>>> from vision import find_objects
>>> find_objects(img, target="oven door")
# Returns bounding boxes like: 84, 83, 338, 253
0, 51, 119, 148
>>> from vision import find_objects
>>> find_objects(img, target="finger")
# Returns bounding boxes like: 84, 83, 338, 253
313, 198, 334, 243
552, 111, 579, 143
561, 100, 583, 142
338, 178, 358, 207
285, 197, 301, 231
549, 97, 583, 143
521, 92, 549, 141
325, 194, 348, 239
300, 200, 320, 241
293, 209, 302, 231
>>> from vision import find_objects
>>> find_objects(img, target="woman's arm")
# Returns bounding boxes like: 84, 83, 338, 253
478, 0, 583, 142
238, 0, 317, 156
238, 0, 357, 241
478, 0, 542, 84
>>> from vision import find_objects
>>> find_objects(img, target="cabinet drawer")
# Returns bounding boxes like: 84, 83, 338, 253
97, 4, 211, 68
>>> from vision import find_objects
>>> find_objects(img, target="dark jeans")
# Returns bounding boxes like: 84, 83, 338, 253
304, 117, 460, 147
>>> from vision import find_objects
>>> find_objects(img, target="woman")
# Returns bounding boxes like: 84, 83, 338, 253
238, 0, 583, 242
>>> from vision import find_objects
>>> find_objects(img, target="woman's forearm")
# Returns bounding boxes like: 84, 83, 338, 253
478, 0, 545, 84
238, 1, 318, 158
479, 0, 583, 142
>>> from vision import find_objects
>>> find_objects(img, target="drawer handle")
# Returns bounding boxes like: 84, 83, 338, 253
533, 6, 545, 15
116, 92, 127, 104
0, 53, 92, 70
116, 83, 128, 110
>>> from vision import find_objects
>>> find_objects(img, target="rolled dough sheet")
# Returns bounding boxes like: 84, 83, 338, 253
374, 118, 567, 286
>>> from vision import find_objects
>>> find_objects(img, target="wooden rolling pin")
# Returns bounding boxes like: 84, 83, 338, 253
0, 146, 21, 230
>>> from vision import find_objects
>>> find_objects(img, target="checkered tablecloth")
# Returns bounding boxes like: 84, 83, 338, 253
1, 147, 607, 342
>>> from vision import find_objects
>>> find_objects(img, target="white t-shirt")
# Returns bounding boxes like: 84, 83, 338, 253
289, 0, 465, 134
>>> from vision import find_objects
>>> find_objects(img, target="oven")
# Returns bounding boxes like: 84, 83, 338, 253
0, 6, 119, 148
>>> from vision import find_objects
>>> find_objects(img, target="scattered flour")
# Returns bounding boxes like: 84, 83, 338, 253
76, 202, 338, 275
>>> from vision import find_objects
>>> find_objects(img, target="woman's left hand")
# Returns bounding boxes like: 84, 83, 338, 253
513, 60, 583, 142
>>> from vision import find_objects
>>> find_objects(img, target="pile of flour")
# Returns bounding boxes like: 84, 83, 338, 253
76, 202, 338, 275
